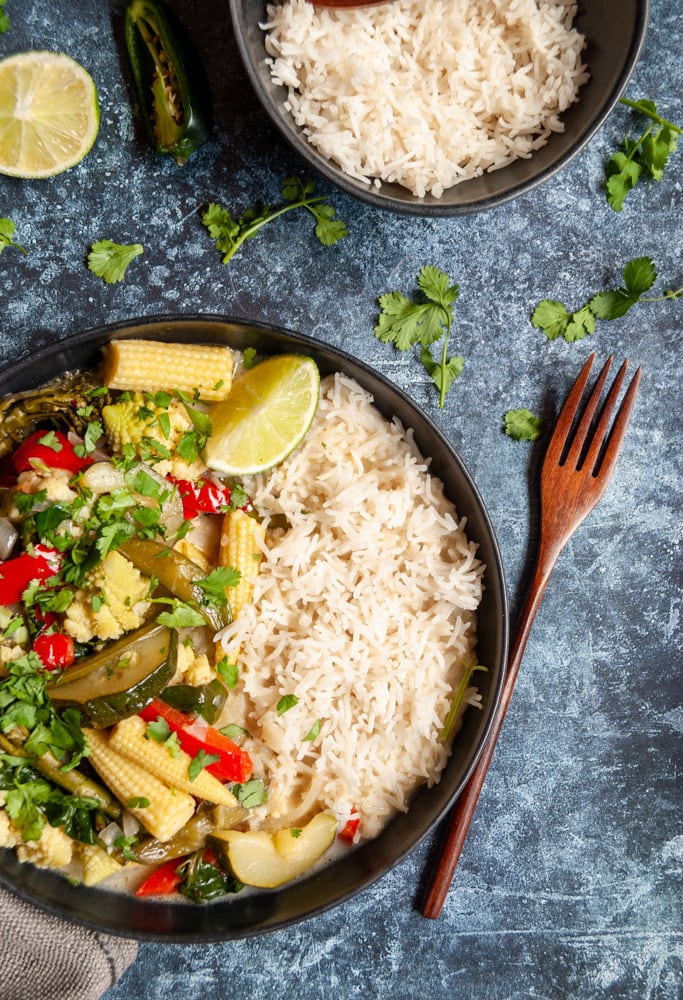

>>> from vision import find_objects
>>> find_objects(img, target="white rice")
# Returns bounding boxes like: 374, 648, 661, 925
262, 0, 589, 197
221, 375, 485, 839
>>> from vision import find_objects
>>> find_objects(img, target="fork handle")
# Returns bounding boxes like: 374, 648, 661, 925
421, 540, 561, 919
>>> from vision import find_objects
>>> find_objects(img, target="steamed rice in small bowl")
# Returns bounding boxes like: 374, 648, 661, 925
229, 0, 648, 214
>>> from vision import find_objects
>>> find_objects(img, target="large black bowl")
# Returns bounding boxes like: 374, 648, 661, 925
0, 316, 508, 940
228, 0, 649, 216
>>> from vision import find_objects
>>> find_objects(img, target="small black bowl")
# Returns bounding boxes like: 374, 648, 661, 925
228, 0, 649, 216
0, 315, 508, 940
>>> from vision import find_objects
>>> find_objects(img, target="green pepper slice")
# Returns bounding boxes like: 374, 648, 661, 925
124, 0, 213, 164
119, 538, 232, 632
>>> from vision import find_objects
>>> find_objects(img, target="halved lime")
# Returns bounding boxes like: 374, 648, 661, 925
0, 51, 100, 178
205, 354, 320, 476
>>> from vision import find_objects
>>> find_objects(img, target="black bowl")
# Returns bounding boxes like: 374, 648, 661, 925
0, 315, 508, 940
228, 0, 649, 216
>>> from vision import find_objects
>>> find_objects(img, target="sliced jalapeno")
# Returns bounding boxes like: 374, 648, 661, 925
124, 0, 213, 164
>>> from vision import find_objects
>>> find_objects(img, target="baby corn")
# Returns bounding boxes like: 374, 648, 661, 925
110, 716, 238, 807
102, 339, 234, 401
219, 509, 264, 617
85, 728, 196, 842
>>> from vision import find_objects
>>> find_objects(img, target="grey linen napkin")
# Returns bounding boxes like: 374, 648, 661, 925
0, 884, 138, 1000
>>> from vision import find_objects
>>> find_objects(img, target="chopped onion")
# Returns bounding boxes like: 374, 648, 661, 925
99, 821, 123, 848
0, 517, 18, 561
121, 810, 140, 838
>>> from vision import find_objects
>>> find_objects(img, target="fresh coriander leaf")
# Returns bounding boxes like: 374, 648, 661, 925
303, 719, 321, 742
126, 796, 150, 809
87, 240, 143, 284
0, 217, 26, 255
420, 346, 464, 397
188, 749, 220, 782
563, 305, 596, 342
0, 1, 10, 33
220, 722, 250, 741
242, 348, 257, 370
375, 265, 461, 407
504, 409, 543, 442
114, 834, 139, 861
201, 177, 346, 264
216, 657, 239, 689
588, 289, 637, 321
622, 255, 657, 297
155, 600, 206, 629
196, 566, 240, 608
234, 778, 267, 808
290, 828, 302, 838
530, 299, 571, 340
144, 716, 171, 742
605, 98, 682, 211
277, 693, 298, 716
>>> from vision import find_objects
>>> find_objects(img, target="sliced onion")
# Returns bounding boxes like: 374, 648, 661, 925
0, 517, 18, 561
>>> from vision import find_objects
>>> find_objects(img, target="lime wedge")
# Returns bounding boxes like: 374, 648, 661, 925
205, 354, 320, 476
0, 51, 99, 178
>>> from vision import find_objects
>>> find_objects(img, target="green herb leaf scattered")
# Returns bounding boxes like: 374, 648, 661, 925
303, 719, 321, 742
87, 240, 143, 284
375, 265, 463, 407
531, 257, 682, 342
0, 217, 26, 255
188, 749, 220, 782
504, 408, 543, 442
276, 693, 298, 716
0, 1, 10, 33
233, 778, 267, 808
606, 98, 682, 211
196, 566, 240, 608
201, 177, 347, 264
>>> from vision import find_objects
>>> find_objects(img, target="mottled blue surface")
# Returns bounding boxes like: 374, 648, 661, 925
1, 1, 681, 998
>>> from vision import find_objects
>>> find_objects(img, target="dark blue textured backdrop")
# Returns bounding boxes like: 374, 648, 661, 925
1, 2, 681, 997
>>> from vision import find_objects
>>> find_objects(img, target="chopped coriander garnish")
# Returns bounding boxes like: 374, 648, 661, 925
126, 796, 150, 809
233, 778, 267, 808
196, 566, 240, 609
303, 719, 322, 742
188, 749, 220, 782
216, 657, 239, 689
277, 694, 299, 716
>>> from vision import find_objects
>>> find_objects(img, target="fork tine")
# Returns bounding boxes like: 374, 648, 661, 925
581, 358, 629, 472
544, 352, 595, 466
588, 364, 642, 486
563, 355, 615, 470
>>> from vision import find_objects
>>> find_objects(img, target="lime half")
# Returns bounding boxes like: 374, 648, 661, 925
0, 51, 100, 178
205, 354, 320, 476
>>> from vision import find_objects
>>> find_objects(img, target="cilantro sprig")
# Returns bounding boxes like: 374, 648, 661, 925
606, 98, 682, 212
87, 239, 144, 284
531, 256, 682, 343
0, 2, 9, 35
375, 265, 464, 408
0, 217, 26, 256
201, 177, 347, 264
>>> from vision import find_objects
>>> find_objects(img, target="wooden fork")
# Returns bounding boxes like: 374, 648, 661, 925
421, 353, 642, 919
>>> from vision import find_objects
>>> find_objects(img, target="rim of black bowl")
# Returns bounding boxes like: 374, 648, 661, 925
0, 315, 508, 941
228, 0, 650, 216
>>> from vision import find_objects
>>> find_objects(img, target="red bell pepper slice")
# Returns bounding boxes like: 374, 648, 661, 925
12, 430, 93, 475
139, 699, 253, 784
171, 477, 250, 520
0, 546, 62, 606
338, 815, 361, 844
33, 632, 75, 671
135, 857, 183, 897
